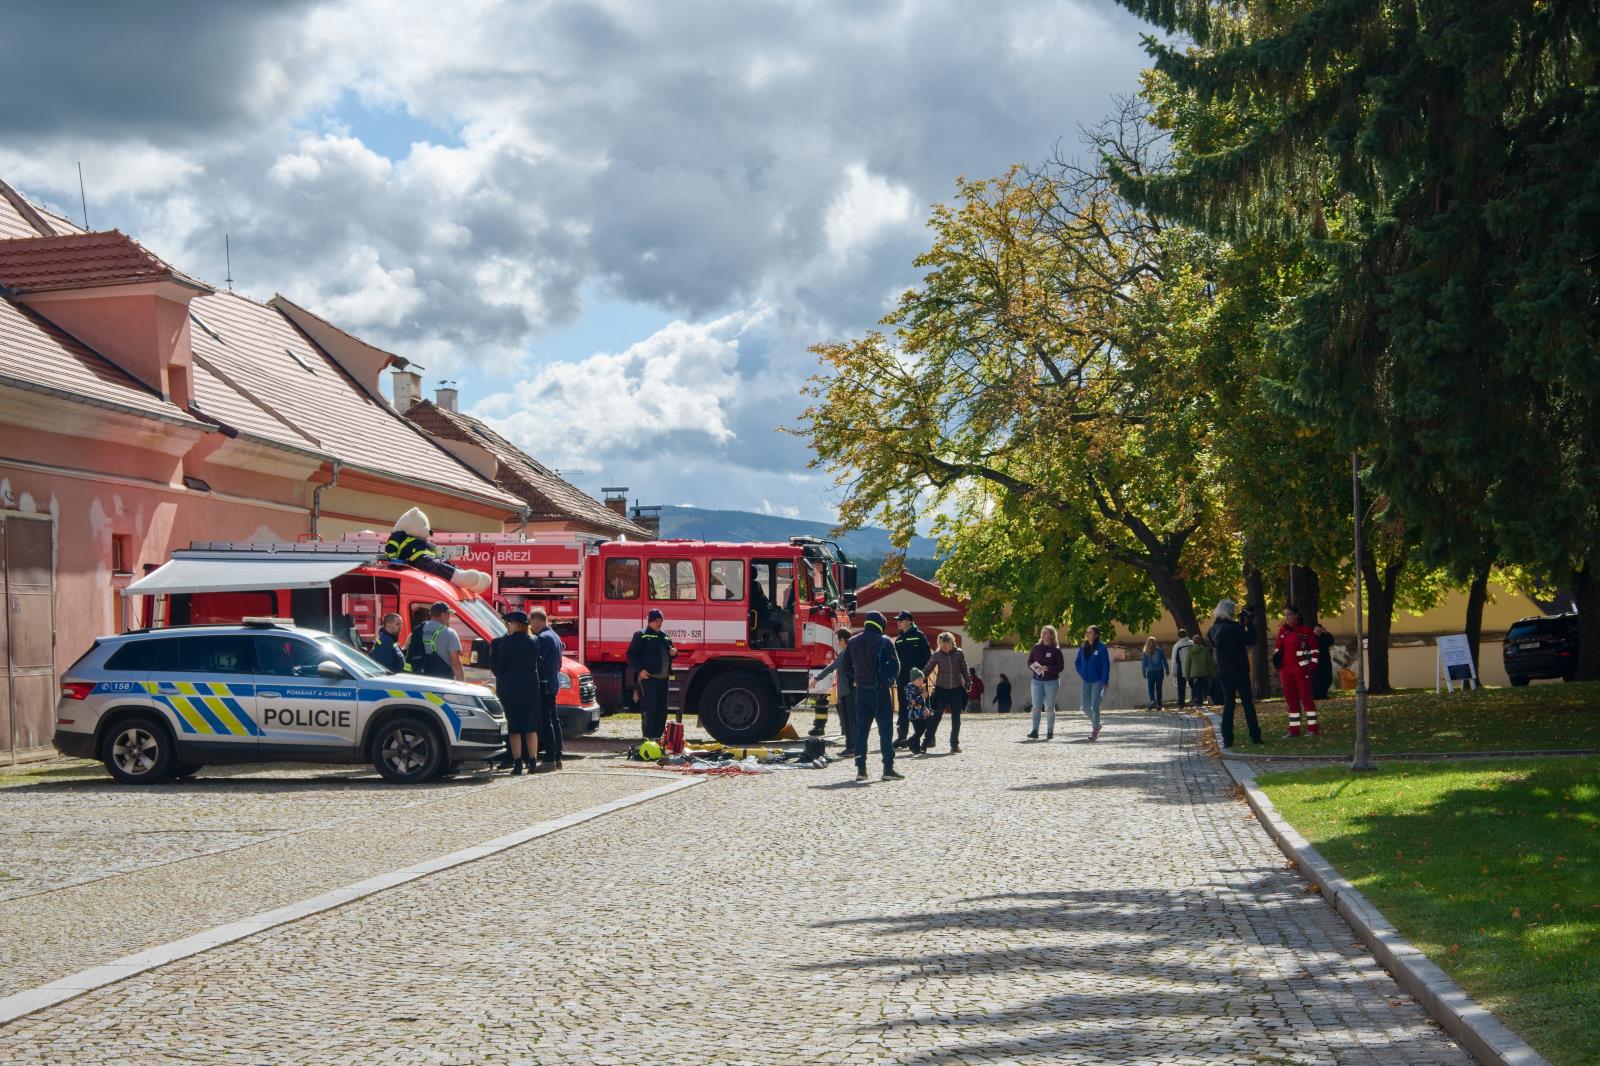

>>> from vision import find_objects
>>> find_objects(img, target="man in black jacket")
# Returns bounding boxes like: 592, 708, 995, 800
628, 608, 676, 741
1206, 598, 1262, 747
892, 611, 930, 747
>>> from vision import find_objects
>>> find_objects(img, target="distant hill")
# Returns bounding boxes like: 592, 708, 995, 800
655, 505, 940, 562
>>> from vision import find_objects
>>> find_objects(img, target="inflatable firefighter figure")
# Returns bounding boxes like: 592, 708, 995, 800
384, 508, 492, 594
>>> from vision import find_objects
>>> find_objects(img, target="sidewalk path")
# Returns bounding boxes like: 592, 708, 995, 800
0, 712, 1469, 1064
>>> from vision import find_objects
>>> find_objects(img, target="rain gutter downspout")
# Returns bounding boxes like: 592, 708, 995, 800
515, 504, 530, 535
310, 460, 342, 538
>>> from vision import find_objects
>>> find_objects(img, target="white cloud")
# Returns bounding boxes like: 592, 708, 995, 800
824, 163, 917, 260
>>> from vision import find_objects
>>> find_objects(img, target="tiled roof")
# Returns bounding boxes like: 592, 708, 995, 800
0, 180, 83, 240
186, 291, 523, 508
406, 400, 654, 538
0, 231, 207, 294
0, 295, 196, 424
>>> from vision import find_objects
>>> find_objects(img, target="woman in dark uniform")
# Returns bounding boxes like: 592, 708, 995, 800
490, 611, 544, 774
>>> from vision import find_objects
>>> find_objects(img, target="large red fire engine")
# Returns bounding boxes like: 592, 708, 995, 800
342, 531, 860, 743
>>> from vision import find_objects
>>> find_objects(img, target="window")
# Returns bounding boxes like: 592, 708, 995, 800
709, 560, 744, 601
161, 635, 255, 675
253, 635, 329, 678
105, 640, 163, 673
648, 559, 698, 601
605, 557, 641, 600
111, 534, 133, 576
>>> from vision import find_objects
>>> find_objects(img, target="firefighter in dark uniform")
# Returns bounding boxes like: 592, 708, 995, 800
529, 606, 564, 770
892, 610, 931, 747
628, 608, 676, 741
489, 610, 543, 774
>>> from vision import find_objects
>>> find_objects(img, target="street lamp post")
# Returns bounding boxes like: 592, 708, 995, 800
1350, 450, 1375, 771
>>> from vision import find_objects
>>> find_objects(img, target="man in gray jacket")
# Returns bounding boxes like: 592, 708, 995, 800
1171, 629, 1194, 706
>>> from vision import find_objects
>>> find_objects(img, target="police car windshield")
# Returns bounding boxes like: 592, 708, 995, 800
313, 636, 390, 679
456, 598, 507, 638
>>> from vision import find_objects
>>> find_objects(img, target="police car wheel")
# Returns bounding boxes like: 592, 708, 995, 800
372, 717, 445, 783
102, 717, 173, 785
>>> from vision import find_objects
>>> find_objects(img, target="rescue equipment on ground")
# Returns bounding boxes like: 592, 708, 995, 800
638, 739, 664, 761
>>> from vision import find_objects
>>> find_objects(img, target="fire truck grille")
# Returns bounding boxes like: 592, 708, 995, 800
578, 674, 597, 704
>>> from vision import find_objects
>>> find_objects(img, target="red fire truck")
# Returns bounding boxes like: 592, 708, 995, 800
342, 532, 860, 744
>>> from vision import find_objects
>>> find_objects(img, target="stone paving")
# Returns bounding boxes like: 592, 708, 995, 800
0, 711, 1470, 1064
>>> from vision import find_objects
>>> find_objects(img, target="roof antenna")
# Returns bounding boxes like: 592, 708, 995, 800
224, 234, 234, 291
76, 161, 89, 230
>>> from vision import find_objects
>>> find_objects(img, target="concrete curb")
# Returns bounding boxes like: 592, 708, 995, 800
1203, 712, 1548, 1066
0, 776, 701, 1027
1225, 746, 1600, 763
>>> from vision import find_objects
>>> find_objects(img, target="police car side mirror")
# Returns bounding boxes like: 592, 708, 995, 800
316, 660, 348, 680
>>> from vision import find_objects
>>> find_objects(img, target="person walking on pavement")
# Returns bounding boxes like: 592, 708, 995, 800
1141, 637, 1169, 710
841, 611, 903, 782
1171, 629, 1194, 707
995, 673, 1013, 714
489, 611, 543, 774
1207, 599, 1262, 747
1027, 625, 1065, 739
409, 602, 463, 680
812, 627, 857, 757
1312, 623, 1336, 699
528, 607, 564, 770
370, 612, 406, 674
892, 611, 930, 748
1275, 604, 1321, 736
966, 670, 985, 714
924, 632, 971, 753
1075, 625, 1111, 740
628, 609, 676, 742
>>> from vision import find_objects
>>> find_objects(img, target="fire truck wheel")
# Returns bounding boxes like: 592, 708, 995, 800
698, 672, 778, 745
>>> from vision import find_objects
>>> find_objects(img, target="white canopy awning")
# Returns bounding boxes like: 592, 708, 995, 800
123, 556, 364, 596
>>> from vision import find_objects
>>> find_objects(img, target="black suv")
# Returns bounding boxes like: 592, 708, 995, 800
1502, 613, 1579, 686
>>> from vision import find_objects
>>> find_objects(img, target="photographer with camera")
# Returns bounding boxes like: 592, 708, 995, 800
1207, 599, 1262, 747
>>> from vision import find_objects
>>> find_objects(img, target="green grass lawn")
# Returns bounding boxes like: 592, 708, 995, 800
1260, 758, 1600, 1065
1230, 681, 1600, 756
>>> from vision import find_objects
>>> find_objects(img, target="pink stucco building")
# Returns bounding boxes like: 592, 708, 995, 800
0, 180, 527, 761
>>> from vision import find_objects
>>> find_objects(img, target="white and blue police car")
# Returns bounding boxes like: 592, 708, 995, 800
55, 620, 507, 784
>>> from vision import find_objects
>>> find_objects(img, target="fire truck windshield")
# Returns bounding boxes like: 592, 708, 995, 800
456, 597, 507, 638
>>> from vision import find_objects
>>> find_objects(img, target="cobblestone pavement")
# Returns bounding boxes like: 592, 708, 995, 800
0, 762, 658, 995
0, 711, 1469, 1064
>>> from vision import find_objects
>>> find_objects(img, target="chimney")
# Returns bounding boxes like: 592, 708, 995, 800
601, 486, 629, 519
391, 368, 421, 412
630, 503, 662, 537
435, 381, 459, 413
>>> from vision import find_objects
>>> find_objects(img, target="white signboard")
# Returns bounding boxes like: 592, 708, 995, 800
1436, 634, 1478, 693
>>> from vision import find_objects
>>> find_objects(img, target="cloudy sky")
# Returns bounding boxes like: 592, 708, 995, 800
0, 0, 1149, 520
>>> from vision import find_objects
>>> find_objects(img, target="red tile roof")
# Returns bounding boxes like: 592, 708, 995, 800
0, 231, 208, 294
406, 400, 654, 538
0, 296, 196, 424
187, 292, 523, 509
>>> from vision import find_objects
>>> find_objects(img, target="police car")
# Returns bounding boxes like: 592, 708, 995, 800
55, 620, 507, 784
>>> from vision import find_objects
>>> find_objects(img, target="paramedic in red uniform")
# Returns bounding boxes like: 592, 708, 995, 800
1274, 604, 1321, 736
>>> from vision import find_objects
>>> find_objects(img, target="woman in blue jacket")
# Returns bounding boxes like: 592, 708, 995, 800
1075, 625, 1111, 741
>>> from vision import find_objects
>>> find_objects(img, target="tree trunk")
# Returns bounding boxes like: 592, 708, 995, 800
1360, 553, 1403, 694
1150, 568, 1201, 641
1287, 564, 1322, 625
1572, 564, 1600, 681
1244, 562, 1272, 698
1463, 559, 1492, 674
